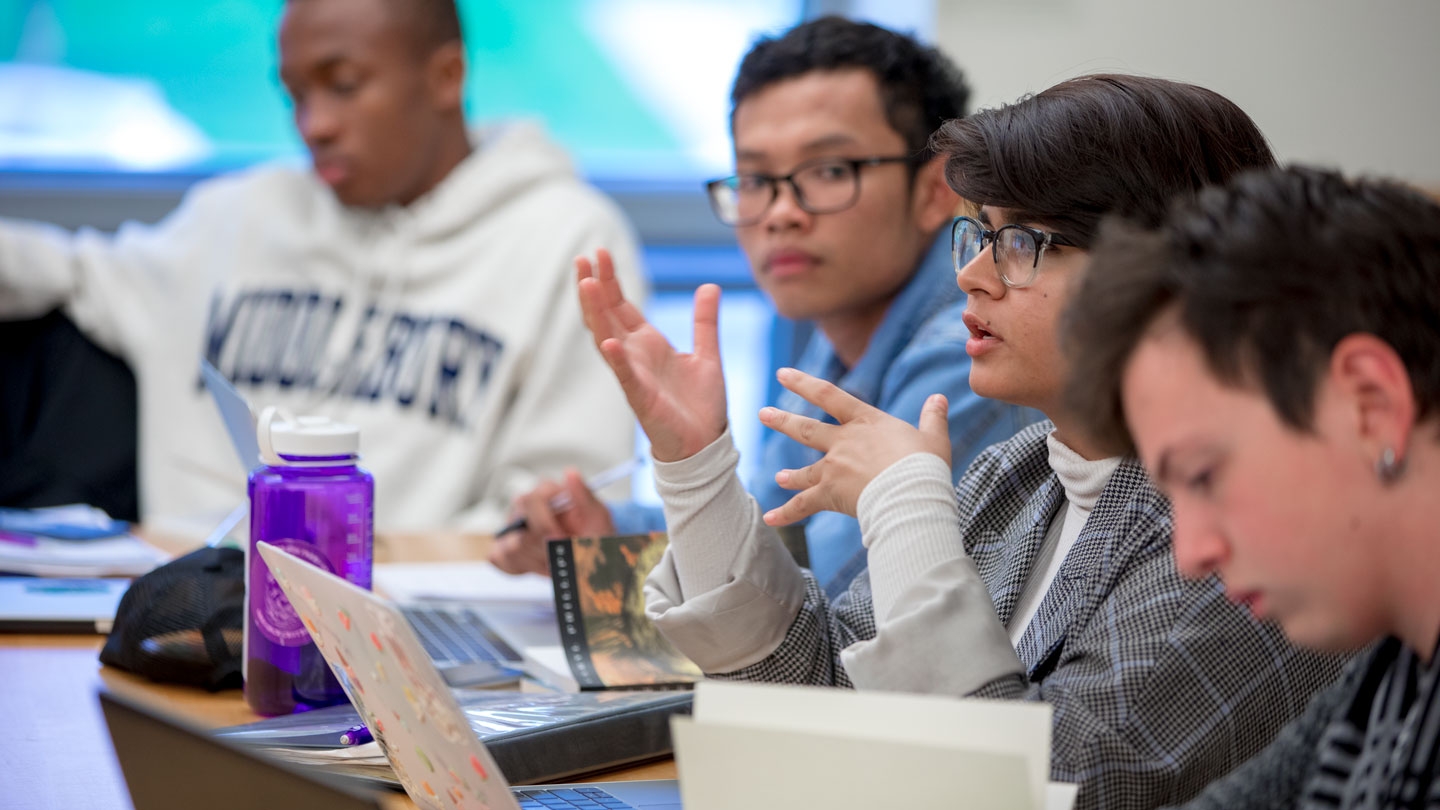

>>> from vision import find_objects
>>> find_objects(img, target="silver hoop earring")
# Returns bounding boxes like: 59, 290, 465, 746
1376, 447, 1406, 484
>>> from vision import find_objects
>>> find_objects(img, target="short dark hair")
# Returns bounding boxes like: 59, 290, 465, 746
400, 0, 463, 52
931, 74, 1276, 247
730, 16, 971, 160
1065, 165, 1440, 456
287, 0, 462, 54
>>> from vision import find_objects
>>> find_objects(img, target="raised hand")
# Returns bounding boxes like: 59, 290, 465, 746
488, 470, 616, 576
576, 249, 728, 462
758, 367, 951, 525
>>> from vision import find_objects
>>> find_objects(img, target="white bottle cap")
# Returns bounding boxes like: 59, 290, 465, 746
257, 407, 360, 465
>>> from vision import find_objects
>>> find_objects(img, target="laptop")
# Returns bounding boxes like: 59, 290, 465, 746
101, 690, 385, 810
100, 689, 681, 810
201, 360, 557, 686
259, 541, 682, 809
0, 576, 131, 633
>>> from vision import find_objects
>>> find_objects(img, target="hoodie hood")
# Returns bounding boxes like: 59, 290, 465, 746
396, 120, 578, 242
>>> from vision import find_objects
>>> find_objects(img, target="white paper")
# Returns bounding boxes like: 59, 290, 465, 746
693, 680, 1052, 808
520, 645, 579, 692
373, 561, 553, 604
673, 716, 1033, 810
1046, 782, 1079, 810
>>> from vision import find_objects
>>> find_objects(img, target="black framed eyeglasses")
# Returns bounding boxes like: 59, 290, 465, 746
705, 155, 920, 226
951, 215, 1080, 289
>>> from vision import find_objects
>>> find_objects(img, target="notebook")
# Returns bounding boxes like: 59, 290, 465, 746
547, 534, 701, 691
256, 541, 683, 810
201, 359, 556, 686
0, 504, 166, 579
0, 576, 132, 633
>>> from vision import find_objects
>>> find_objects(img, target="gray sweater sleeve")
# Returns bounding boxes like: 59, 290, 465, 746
642, 434, 1024, 692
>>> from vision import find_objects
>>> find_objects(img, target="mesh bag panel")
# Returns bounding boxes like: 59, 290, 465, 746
100, 546, 245, 691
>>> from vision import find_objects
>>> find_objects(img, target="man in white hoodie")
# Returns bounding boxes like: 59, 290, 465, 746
0, 0, 644, 532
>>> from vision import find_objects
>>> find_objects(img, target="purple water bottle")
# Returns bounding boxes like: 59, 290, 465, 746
244, 407, 373, 716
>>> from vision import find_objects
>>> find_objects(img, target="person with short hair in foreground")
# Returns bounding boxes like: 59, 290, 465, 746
575, 74, 1348, 810
1065, 165, 1440, 810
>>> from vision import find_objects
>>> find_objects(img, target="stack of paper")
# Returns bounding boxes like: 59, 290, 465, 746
672, 681, 1078, 810
0, 505, 166, 577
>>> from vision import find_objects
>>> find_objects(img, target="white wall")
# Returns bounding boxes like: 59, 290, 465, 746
935, 0, 1440, 187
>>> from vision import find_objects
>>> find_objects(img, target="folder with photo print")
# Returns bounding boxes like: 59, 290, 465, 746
543, 528, 807, 692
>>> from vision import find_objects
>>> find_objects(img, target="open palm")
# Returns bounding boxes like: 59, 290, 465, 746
576, 250, 728, 463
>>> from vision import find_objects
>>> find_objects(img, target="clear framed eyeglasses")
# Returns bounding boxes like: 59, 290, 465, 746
951, 215, 1080, 288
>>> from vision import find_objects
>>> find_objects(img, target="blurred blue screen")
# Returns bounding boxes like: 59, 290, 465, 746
0, 0, 801, 180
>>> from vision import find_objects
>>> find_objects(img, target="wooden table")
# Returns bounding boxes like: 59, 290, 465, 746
0, 531, 675, 810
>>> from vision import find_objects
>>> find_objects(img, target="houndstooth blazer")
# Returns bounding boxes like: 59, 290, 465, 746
719, 422, 1347, 810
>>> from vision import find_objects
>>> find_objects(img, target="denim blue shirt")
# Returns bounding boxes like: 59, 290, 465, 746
611, 231, 1040, 597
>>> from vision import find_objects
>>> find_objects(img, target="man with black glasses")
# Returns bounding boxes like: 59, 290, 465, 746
490, 17, 1038, 595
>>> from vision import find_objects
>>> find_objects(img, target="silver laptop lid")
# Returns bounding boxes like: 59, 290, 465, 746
200, 358, 262, 473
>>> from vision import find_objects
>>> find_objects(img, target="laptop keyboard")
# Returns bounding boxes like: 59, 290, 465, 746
400, 604, 519, 666
513, 787, 637, 809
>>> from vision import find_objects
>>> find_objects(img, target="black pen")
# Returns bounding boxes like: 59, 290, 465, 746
494, 459, 640, 536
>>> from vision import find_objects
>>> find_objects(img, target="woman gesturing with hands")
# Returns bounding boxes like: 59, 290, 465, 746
600, 74, 1345, 810
575, 249, 728, 464
576, 248, 789, 617
757, 370, 952, 527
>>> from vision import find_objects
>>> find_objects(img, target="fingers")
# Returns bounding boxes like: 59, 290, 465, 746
561, 469, 602, 506
577, 271, 617, 346
488, 533, 550, 576
575, 250, 637, 341
758, 405, 836, 452
578, 277, 644, 398
917, 394, 953, 465
488, 468, 623, 575
554, 469, 618, 537
775, 367, 870, 422
514, 481, 567, 540
593, 333, 647, 409
589, 248, 649, 333
773, 462, 821, 492
762, 489, 824, 527
489, 481, 563, 576
692, 283, 721, 362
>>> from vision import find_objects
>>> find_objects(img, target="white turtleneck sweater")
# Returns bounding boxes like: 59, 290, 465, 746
1009, 436, 1120, 644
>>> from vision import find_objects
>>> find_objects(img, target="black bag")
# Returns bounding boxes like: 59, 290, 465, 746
100, 546, 245, 691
